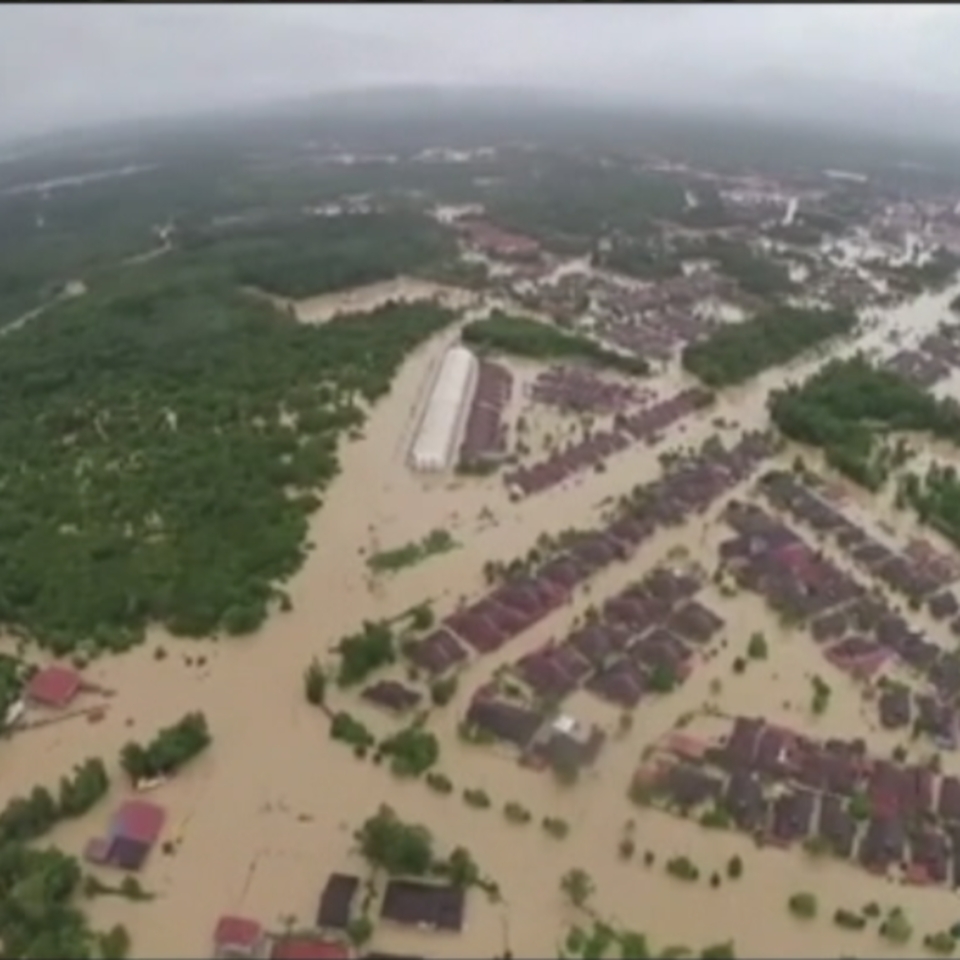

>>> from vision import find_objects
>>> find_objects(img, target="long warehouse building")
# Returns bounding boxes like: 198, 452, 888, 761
409, 345, 479, 472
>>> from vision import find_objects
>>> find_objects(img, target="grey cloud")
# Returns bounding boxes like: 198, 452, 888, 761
2, 4, 960, 141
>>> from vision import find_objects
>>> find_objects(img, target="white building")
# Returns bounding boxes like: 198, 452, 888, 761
409, 345, 478, 473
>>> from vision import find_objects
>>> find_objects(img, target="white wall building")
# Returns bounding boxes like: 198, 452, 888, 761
409, 345, 478, 473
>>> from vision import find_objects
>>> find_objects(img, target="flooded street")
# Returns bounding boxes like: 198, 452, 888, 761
5, 277, 960, 959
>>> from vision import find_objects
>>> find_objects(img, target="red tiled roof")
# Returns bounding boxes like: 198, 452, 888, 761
26, 665, 81, 708
270, 937, 349, 960
214, 915, 262, 950
114, 799, 166, 845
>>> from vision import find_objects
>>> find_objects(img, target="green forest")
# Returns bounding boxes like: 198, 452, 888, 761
0, 154, 467, 332
769, 355, 960, 489
865, 247, 960, 296
687, 237, 795, 300
899, 464, 960, 550
0, 265, 456, 652
592, 237, 684, 282
178, 211, 455, 300
485, 160, 687, 252
462, 311, 649, 375
682, 305, 856, 387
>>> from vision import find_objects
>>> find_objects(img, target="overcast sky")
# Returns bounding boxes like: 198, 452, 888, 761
2, 4, 959, 140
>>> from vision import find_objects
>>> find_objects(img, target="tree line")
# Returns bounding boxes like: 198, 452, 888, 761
463, 311, 649, 376
179, 211, 455, 300
120, 712, 211, 783
769, 355, 960, 489
682, 305, 856, 388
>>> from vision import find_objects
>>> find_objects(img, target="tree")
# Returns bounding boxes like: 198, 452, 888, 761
355, 805, 433, 876
410, 603, 434, 632
346, 916, 373, 947
746, 633, 768, 660
303, 658, 326, 707
619, 931, 649, 959
787, 892, 817, 919
726, 855, 742, 880
649, 662, 677, 694
560, 868, 594, 908
445, 846, 480, 888
58, 758, 110, 819
0, 786, 60, 843
0, 272, 458, 653
430, 676, 458, 707
848, 792, 871, 821
682, 305, 854, 388
768, 354, 960, 495
811, 676, 831, 715
337, 620, 396, 687
880, 908, 913, 945
378, 726, 440, 778
699, 942, 736, 960
462, 312, 649, 376
99, 924, 132, 959
120, 712, 211, 783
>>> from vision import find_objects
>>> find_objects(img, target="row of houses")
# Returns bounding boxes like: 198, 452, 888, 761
213, 873, 466, 959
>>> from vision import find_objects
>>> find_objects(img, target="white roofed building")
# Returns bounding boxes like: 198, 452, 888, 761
409, 345, 478, 472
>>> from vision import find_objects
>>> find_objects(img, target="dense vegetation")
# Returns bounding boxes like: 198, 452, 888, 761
336, 619, 396, 687
463, 311, 649, 375
120, 711, 211, 783
0, 758, 109, 840
0, 654, 31, 724
179, 212, 455, 300
769, 355, 960, 489
899, 463, 960, 550
485, 159, 687, 252
0, 761, 124, 957
355, 804, 489, 890
866, 246, 960, 296
592, 236, 684, 282
690, 237, 795, 300
366, 528, 456, 574
0, 273, 455, 652
303, 658, 327, 707
378, 725, 440, 777
682, 305, 856, 387
0, 142, 465, 326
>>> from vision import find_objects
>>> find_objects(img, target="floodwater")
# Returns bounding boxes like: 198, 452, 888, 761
6, 279, 960, 959
293, 277, 476, 325
0, 164, 157, 197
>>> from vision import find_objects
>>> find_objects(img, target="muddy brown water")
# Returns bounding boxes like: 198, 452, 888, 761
6, 279, 960, 958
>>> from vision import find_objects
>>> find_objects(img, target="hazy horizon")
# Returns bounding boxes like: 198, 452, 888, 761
3, 4, 960, 144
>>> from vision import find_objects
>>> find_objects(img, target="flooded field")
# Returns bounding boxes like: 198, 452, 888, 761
7, 278, 960, 959
294, 277, 476, 325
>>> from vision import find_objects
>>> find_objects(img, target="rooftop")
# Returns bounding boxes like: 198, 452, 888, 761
214, 915, 263, 951
112, 799, 166, 846
26, 664, 81, 709
270, 936, 350, 960
380, 879, 465, 932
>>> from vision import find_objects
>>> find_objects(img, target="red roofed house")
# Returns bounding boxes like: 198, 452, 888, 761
213, 915, 263, 958
270, 935, 350, 960
113, 799, 167, 846
26, 664, 82, 709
